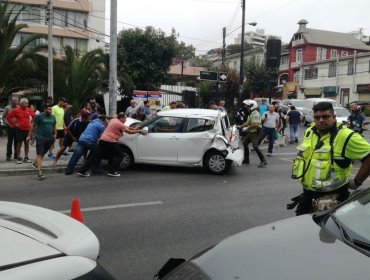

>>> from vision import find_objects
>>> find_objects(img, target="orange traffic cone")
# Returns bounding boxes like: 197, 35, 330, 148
70, 198, 84, 223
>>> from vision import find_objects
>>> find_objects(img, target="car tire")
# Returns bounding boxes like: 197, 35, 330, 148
119, 147, 134, 170
204, 150, 231, 175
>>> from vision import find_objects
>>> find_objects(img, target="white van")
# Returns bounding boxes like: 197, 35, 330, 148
303, 98, 339, 125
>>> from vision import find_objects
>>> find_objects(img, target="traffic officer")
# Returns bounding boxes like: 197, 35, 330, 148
240, 100, 267, 167
291, 102, 370, 215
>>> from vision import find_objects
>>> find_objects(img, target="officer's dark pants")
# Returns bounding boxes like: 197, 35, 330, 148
243, 131, 266, 163
6, 127, 16, 159
296, 185, 350, 216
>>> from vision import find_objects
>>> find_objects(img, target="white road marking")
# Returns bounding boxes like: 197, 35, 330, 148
60, 201, 163, 214
271, 152, 297, 155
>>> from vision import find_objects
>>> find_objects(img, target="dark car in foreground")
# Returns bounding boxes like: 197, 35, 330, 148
155, 188, 370, 280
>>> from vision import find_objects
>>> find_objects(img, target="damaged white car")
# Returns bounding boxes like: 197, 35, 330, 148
118, 109, 243, 174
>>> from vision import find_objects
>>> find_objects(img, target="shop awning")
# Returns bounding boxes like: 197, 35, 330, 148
304, 87, 321, 96
322, 86, 338, 96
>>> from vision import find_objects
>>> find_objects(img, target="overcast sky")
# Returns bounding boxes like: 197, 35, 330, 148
105, 0, 370, 55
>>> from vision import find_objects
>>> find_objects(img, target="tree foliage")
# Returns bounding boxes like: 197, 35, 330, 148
54, 46, 107, 113
175, 41, 196, 60
0, 2, 47, 97
226, 43, 253, 55
117, 26, 178, 92
244, 56, 269, 96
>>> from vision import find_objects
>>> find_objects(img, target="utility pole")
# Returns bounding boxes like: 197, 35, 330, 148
222, 27, 226, 67
239, 0, 246, 106
47, 0, 53, 100
109, 0, 118, 116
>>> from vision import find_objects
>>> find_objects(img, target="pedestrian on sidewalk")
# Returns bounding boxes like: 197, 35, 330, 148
2, 96, 18, 161
47, 97, 66, 159
6, 98, 35, 164
78, 113, 141, 177
28, 104, 56, 179
54, 112, 90, 163
65, 115, 108, 175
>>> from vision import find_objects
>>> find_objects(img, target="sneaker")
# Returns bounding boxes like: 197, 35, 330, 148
37, 170, 44, 179
267, 153, 272, 157
48, 153, 56, 159
294, 139, 299, 143
23, 157, 31, 163
107, 172, 121, 177
257, 161, 267, 168
31, 162, 37, 170
6, 157, 11, 162
78, 171, 90, 177
17, 158, 22, 164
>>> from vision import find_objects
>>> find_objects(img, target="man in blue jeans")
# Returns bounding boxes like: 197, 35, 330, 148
287, 105, 302, 144
258, 105, 279, 157
65, 115, 108, 175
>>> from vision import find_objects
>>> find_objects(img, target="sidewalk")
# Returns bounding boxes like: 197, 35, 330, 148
0, 136, 76, 176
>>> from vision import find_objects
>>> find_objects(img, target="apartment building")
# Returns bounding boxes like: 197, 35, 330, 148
234, 28, 280, 49
8, 0, 106, 56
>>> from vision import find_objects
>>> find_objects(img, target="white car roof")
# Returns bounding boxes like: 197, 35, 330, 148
157, 108, 222, 119
0, 202, 100, 267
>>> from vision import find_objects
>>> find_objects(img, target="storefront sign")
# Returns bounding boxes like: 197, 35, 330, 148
357, 84, 370, 94
304, 87, 321, 96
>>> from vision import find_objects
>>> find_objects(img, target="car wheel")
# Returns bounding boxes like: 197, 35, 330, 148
119, 147, 134, 170
204, 150, 231, 175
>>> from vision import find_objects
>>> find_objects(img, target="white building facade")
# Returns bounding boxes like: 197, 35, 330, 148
298, 52, 370, 105
9, 0, 105, 56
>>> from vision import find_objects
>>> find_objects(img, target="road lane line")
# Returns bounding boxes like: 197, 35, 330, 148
60, 201, 163, 214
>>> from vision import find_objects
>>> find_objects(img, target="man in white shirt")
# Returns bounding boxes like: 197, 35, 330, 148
125, 99, 139, 117
258, 105, 279, 156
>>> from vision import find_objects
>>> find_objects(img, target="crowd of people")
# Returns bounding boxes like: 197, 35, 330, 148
1, 96, 369, 188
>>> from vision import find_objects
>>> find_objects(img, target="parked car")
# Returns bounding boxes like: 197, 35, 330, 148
334, 107, 351, 124
303, 98, 340, 125
155, 187, 370, 280
0, 201, 116, 280
280, 99, 309, 118
118, 109, 243, 174
345, 101, 370, 110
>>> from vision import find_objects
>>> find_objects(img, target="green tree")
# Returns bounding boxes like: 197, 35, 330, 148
176, 41, 196, 60
189, 56, 210, 67
0, 2, 47, 97
197, 81, 214, 106
244, 56, 269, 97
226, 43, 253, 55
54, 46, 107, 113
117, 26, 178, 92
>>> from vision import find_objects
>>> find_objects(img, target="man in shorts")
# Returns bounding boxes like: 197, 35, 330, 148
28, 104, 56, 179
48, 97, 66, 159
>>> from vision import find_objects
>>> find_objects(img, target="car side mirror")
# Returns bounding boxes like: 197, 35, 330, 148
141, 126, 149, 135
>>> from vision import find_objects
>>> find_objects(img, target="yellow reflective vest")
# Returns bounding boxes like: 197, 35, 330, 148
292, 125, 355, 192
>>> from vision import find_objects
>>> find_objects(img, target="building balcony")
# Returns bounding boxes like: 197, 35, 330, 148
292, 38, 304, 46
291, 61, 302, 68
279, 64, 289, 71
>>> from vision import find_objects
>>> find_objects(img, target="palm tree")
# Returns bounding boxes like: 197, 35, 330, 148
54, 46, 107, 114
0, 2, 47, 97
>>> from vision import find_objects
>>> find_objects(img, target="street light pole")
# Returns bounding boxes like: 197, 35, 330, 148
238, 0, 246, 106
109, 0, 118, 116
47, 0, 53, 100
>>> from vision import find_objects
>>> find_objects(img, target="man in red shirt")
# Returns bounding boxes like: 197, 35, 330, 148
6, 98, 35, 164
78, 113, 141, 177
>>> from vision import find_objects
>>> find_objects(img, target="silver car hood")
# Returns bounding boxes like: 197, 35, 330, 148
190, 215, 370, 280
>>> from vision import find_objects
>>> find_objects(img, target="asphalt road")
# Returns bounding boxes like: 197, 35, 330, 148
0, 126, 369, 280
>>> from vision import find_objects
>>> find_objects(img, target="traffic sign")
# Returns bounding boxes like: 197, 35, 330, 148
200, 71, 218, 81
218, 72, 227, 82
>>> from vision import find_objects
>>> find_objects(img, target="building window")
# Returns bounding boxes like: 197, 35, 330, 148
316, 47, 327, 61
341, 51, 348, 57
296, 49, 303, 62
281, 56, 289, 65
328, 63, 337, 77
330, 49, 338, 59
347, 61, 354, 75
368, 61, 370, 72
304, 67, 318, 79
294, 71, 300, 82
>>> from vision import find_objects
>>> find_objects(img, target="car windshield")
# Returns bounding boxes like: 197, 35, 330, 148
335, 108, 350, 117
333, 189, 370, 244
291, 100, 313, 108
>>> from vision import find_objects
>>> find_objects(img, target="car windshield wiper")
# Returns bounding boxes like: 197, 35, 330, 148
329, 212, 350, 241
352, 239, 370, 251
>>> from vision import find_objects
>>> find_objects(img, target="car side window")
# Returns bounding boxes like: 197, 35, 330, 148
185, 118, 214, 132
148, 117, 184, 133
